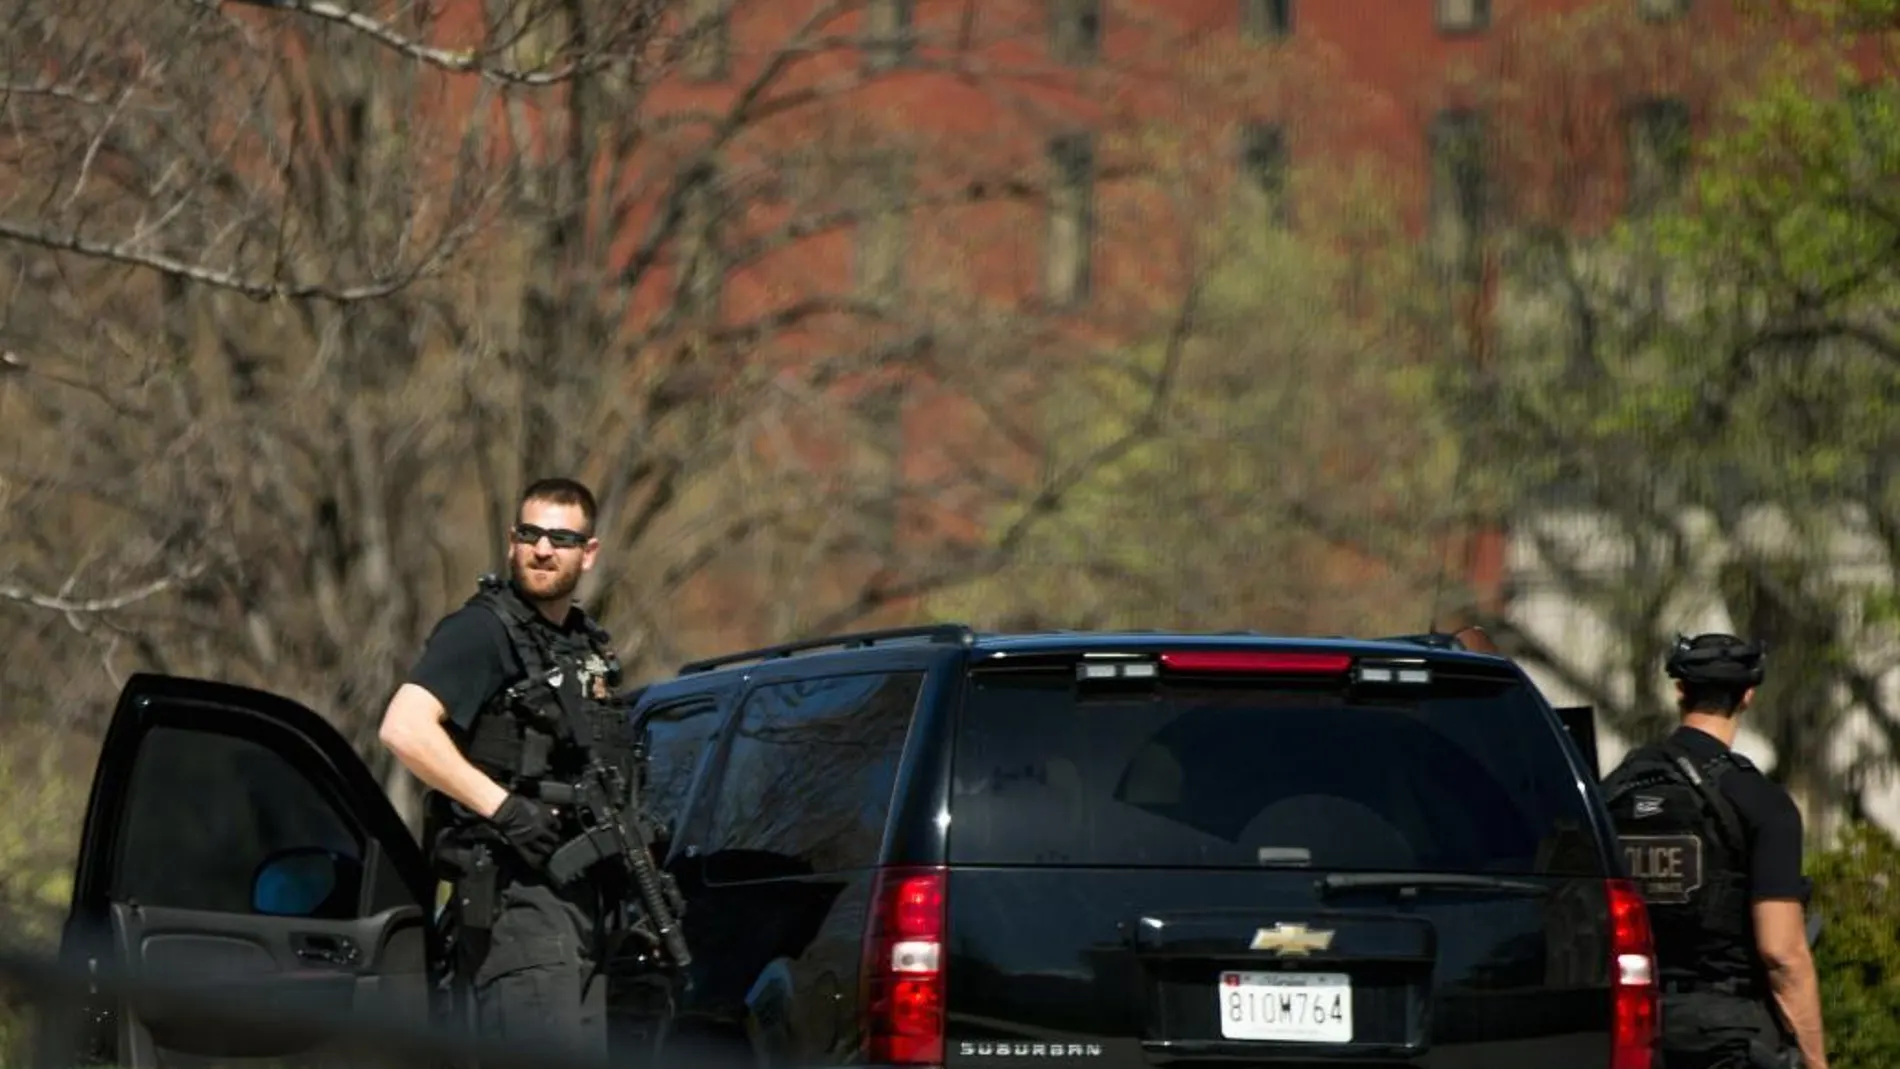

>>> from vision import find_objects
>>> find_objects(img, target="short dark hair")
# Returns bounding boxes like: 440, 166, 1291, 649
1679, 681, 1750, 717
518, 477, 598, 534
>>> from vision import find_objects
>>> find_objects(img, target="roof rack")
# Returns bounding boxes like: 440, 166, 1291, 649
677, 623, 978, 675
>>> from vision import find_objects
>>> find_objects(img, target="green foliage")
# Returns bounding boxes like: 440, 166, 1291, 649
0, 733, 82, 1069
1782, 0, 1900, 32
1674, 59, 1900, 338
1444, 3, 1900, 813
0, 733, 81, 950
1809, 821, 1900, 1068
929, 160, 1461, 635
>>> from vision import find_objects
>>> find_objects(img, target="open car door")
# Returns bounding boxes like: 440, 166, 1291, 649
1447, 627, 1603, 779
40, 673, 438, 1069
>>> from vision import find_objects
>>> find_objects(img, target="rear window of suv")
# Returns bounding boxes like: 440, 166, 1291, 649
947, 667, 1605, 876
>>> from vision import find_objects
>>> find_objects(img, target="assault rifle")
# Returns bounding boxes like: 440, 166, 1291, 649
535, 758, 692, 969
505, 662, 693, 971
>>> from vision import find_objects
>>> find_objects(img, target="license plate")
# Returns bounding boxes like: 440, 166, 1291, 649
1217, 970, 1353, 1043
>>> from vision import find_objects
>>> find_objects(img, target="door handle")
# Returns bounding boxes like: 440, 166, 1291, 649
290, 932, 359, 968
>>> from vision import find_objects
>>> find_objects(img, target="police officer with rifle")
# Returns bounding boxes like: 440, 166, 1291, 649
377, 478, 689, 1059
1601, 634, 1828, 1069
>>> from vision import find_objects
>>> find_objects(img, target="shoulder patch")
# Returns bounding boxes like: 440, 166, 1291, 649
1621, 833, 1705, 905
1632, 795, 1665, 819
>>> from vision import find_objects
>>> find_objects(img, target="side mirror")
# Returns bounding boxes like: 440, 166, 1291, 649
1452, 625, 1500, 654
252, 847, 350, 918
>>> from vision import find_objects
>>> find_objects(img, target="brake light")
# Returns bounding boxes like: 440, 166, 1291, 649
1607, 878, 1658, 1069
1159, 651, 1353, 674
863, 866, 947, 1065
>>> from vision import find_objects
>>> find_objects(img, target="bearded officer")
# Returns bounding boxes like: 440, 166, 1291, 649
378, 477, 624, 1059
1601, 634, 1828, 1069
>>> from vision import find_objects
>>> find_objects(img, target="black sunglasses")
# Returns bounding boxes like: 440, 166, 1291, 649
511, 523, 591, 549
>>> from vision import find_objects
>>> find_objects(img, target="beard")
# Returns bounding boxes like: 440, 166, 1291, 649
510, 552, 582, 602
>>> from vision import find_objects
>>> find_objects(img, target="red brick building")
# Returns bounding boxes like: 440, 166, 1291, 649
595, 0, 1884, 650
114, 0, 1867, 658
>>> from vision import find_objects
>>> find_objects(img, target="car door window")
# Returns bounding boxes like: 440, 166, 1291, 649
112, 726, 364, 914
640, 697, 725, 837
703, 671, 923, 881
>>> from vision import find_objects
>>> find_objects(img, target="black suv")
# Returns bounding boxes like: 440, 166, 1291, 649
40, 627, 1659, 1069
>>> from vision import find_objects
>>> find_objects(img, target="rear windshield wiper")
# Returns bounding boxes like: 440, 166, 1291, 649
1316, 872, 1550, 897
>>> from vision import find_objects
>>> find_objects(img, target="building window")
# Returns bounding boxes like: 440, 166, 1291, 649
1428, 109, 1487, 276
1436, 0, 1490, 34
683, 0, 729, 81
1045, 132, 1095, 306
675, 161, 725, 322
1241, 0, 1293, 40
1051, 0, 1102, 66
1240, 122, 1290, 226
1636, 0, 1691, 21
864, 0, 914, 72
855, 150, 912, 300
1625, 97, 1691, 216
857, 385, 905, 556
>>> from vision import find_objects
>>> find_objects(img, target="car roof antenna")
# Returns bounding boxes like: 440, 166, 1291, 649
1422, 513, 1457, 638
1424, 450, 1474, 639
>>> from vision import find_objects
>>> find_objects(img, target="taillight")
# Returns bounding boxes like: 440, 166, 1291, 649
1607, 878, 1658, 1069
863, 866, 947, 1065
1158, 651, 1353, 674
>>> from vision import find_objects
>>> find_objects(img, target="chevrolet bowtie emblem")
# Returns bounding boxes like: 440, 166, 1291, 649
1250, 923, 1335, 957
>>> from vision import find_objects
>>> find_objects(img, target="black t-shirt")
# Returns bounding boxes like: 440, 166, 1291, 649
404, 598, 592, 732
1669, 725, 1807, 902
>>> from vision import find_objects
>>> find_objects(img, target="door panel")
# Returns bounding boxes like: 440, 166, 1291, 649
663, 670, 924, 1066
46, 674, 436, 1069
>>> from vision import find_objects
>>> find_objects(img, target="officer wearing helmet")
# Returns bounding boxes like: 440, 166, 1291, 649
1601, 634, 1829, 1069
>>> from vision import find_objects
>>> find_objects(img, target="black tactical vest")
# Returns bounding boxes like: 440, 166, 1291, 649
431, 575, 631, 854
1601, 736, 1760, 997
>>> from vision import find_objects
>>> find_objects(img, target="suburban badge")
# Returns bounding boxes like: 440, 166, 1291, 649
958, 1042, 1104, 1059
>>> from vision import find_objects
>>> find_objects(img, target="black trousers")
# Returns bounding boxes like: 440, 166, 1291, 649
1659, 1052, 1762, 1069
465, 876, 608, 1064
1658, 1050, 1796, 1069
1656, 991, 1799, 1069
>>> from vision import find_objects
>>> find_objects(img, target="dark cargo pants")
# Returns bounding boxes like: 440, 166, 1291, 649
469, 878, 608, 1063
1657, 1050, 1798, 1069
1656, 992, 1800, 1069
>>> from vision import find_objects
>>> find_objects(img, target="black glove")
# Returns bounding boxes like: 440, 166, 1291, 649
491, 794, 562, 870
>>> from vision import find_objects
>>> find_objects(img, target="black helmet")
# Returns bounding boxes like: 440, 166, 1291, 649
1665, 632, 1766, 688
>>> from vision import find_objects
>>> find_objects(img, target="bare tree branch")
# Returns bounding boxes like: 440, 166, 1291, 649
0, 0, 1329, 843
190, 0, 646, 87
0, 563, 207, 615
0, 218, 465, 303
798, 274, 1208, 635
